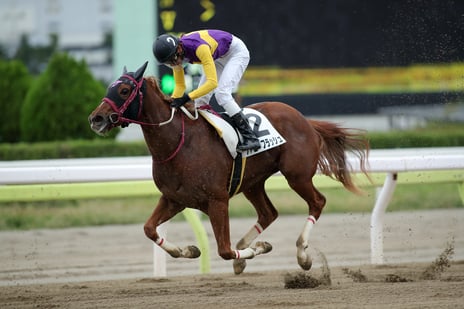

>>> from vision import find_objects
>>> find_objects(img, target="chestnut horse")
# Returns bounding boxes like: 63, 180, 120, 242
89, 62, 369, 274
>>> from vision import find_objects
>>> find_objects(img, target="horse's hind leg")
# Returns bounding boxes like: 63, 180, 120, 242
286, 177, 326, 271
232, 184, 277, 274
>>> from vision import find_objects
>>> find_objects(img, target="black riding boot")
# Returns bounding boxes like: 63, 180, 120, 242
231, 111, 260, 151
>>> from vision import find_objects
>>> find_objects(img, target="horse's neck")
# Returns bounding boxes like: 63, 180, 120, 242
140, 91, 182, 160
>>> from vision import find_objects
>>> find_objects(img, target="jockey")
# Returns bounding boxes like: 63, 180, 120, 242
153, 29, 260, 152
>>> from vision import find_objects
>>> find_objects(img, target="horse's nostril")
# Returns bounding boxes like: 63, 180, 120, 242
91, 115, 104, 124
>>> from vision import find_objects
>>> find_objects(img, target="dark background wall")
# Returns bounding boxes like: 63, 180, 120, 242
159, 0, 464, 67
158, 0, 464, 114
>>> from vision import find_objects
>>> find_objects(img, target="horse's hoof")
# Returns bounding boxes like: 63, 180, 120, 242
297, 255, 313, 271
233, 259, 247, 275
255, 241, 273, 254
184, 245, 201, 258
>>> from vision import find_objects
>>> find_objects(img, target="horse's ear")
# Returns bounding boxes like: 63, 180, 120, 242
134, 61, 149, 81
122, 66, 128, 74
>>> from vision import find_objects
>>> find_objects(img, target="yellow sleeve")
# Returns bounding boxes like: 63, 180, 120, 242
187, 44, 218, 100
171, 66, 186, 98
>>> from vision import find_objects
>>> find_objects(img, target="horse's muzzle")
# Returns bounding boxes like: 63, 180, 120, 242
88, 113, 111, 135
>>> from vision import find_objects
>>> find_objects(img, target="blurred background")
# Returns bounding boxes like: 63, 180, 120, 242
1, 0, 463, 144
0, 0, 463, 233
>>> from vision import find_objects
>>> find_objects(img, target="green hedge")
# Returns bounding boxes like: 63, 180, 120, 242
0, 128, 463, 160
0, 60, 32, 143
0, 140, 149, 160
20, 53, 106, 142
368, 130, 464, 148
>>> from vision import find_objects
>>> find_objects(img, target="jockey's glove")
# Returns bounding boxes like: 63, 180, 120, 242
171, 93, 191, 108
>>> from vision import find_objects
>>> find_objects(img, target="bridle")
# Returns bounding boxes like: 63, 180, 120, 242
102, 74, 175, 127
101, 73, 183, 163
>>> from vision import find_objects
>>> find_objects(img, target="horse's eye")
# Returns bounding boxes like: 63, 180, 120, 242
120, 88, 130, 96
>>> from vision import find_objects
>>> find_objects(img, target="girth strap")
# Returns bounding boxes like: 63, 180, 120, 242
228, 153, 246, 197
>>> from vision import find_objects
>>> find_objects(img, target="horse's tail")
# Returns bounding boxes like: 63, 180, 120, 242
309, 119, 370, 195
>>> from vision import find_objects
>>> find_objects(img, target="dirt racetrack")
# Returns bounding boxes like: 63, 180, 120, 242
1, 209, 463, 308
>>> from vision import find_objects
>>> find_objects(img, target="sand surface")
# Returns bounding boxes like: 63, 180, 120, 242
1, 209, 463, 308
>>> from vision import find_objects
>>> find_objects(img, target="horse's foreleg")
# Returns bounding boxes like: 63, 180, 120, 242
154, 236, 201, 258
234, 241, 272, 259
207, 199, 272, 264
144, 196, 201, 259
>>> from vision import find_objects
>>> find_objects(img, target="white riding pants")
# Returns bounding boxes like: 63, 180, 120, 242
194, 36, 250, 116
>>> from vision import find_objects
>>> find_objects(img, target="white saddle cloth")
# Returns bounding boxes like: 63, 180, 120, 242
198, 108, 286, 158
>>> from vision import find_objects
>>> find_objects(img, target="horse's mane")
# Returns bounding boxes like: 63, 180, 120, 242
145, 76, 171, 102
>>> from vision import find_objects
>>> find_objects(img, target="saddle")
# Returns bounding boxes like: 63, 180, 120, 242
197, 106, 286, 197
198, 107, 286, 159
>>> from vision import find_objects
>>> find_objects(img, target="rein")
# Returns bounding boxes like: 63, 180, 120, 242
103, 74, 187, 163
153, 113, 186, 164
103, 74, 175, 127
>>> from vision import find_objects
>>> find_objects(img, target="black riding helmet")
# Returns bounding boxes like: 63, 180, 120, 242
153, 34, 179, 63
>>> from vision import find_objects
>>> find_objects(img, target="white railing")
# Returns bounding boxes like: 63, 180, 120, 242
1, 147, 463, 272
347, 148, 464, 264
